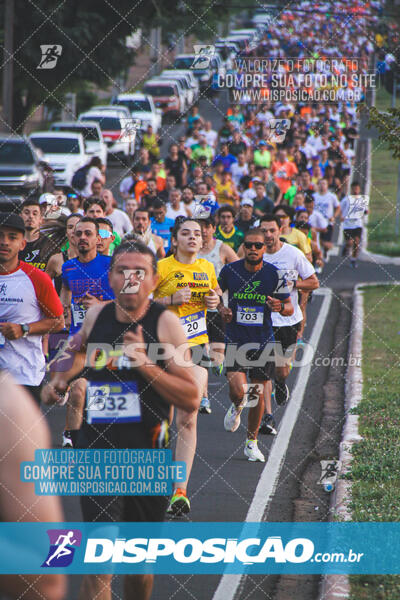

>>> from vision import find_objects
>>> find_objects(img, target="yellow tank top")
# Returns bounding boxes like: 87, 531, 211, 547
154, 255, 218, 346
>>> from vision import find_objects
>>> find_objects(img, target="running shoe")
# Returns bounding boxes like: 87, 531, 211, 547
244, 439, 265, 462
259, 413, 277, 435
62, 430, 73, 448
166, 488, 190, 516
212, 362, 224, 376
224, 401, 245, 432
199, 396, 212, 414
275, 380, 290, 406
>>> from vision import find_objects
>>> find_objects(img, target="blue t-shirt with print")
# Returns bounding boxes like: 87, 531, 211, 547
218, 259, 289, 347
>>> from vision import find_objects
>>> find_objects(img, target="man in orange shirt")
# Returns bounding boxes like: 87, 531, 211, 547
271, 148, 298, 195
150, 162, 166, 192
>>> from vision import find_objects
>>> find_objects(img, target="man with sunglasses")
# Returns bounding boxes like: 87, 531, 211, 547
218, 229, 293, 462
259, 215, 319, 415
66, 191, 84, 215
96, 217, 116, 256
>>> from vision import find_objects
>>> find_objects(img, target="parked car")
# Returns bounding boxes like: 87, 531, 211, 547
50, 121, 107, 166
215, 41, 240, 62
78, 111, 137, 160
161, 70, 199, 105
173, 53, 213, 91
89, 105, 131, 119
112, 93, 162, 133
156, 73, 192, 110
142, 80, 183, 120
229, 28, 259, 40
29, 131, 86, 186
223, 35, 250, 52
0, 135, 44, 202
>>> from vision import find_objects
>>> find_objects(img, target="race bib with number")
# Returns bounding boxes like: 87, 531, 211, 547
236, 305, 264, 326
180, 310, 207, 340
71, 303, 86, 327
86, 381, 141, 424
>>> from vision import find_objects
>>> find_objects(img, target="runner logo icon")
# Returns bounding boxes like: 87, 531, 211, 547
121, 269, 145, 294
42, 529, 82, 567
37, 45, 62, 69
191, 45, 215, 69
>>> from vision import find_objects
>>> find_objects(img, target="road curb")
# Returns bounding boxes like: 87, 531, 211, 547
318, 286, 364, 600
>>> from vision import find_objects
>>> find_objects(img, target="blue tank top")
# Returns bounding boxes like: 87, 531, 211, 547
151, 217, 175, 250
61, 255, 114, 334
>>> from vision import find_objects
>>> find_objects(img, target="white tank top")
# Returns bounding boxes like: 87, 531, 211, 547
147, 236, 157, 254
199, 240, 224, 313
199, 239, 224, 276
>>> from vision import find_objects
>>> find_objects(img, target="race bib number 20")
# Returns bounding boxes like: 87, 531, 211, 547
180, 310, 207, 339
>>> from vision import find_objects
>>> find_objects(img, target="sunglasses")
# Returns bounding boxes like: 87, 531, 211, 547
244, 241, 264, 250
99, 229, 112, 239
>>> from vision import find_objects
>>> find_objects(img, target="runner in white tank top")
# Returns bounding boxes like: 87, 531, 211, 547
198, 216, 238, 412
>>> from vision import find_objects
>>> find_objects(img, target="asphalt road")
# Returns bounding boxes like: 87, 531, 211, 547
43, 94, 400, 600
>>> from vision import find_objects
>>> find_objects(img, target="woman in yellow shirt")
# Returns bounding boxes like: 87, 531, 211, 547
154, 217, 221, 516
273, 206, 312, 260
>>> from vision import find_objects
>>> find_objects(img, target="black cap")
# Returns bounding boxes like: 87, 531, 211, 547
0, 212, 25, 233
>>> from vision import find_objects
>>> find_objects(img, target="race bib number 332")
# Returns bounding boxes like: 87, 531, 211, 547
86, 381, 141, 424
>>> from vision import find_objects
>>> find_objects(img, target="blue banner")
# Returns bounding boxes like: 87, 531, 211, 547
0, 522, 399, 574
20, 450, 185, 496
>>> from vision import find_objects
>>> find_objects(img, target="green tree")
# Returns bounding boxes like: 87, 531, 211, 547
2, 0, 249, 131
364, 105, 400, 159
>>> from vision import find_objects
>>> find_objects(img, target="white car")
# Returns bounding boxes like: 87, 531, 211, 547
112, 93, 162, 133
142, 80, 183, 119
252, 13, 274, 26
90, 105, 131, 119
161, 70, 199, 104
174, 53, 213, 90
229, 28, 260, 41
159, 70, 194, 108
78, 111, 137, 160
50, 121, 108, 167
29, 131, 86, 186
148, 77, 187, 113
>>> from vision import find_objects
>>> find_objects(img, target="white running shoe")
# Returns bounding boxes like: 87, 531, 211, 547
244, 439, 265, 462
62, 431, 73, 448
224, 402, 245, 432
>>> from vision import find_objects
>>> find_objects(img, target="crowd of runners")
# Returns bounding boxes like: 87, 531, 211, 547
0, 0, 392, 598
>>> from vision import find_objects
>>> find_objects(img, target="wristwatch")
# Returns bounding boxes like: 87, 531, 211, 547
20, 324, 30, 337
279, 301, 285, 314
